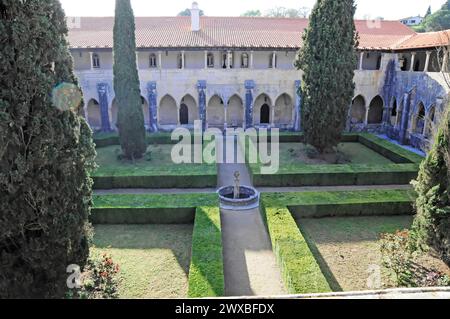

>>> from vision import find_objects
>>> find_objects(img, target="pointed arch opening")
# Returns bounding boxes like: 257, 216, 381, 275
368, 95, 384, 124
180, 94, 198, 125
227, 95, 244, 127
254, 94, 272, 125
413, 102, 426, 135
425, 105, 436, 138
159, 95, 178, 125
351, 95, 366, 124
274, 93, 294, 126
390, 98, 398, 126
87, 98, 101, 129
207, 95, 225, 128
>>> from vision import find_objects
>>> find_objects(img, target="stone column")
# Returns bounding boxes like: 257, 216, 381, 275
442, 52, 449, 72
197, 80, 207, 131
245, 80, 255, 129
181, 51, 185, 69
89, 52, 94, 70
227, 51, 232, 69
158, 51, 162, 70
250, 51, 254, 69
294, 80, 302, 132
147, 81, 158, 133
424, 51, 431, 72
359, 51, 364, 70
204, 51, 208, 69
410, 53, 416, 72
96, 83, 112, 132
272, 51, 277, 69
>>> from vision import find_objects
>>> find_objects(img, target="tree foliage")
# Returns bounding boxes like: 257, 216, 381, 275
414, 1, 450, 32
178, 8, 205, 16
113, 0, 147, 160
294, 0, 357, 153
241, 10, 262, 17
242, 7, 310, 18
410, 105, 450, 265
0, 0, 96, 298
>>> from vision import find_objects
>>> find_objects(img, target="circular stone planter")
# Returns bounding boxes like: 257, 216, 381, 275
217, 185, 260, 211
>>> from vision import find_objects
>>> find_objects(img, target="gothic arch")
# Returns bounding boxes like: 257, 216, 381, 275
274, 93, 294, 126
254, 93, 273, 125
227, 94, 244, 127
351, 95, 366, 124
159, 94, 178, 125
180, 94, 198, 125
207, 95, 225, 128
390, 97, 398, 126
412, 102, 426, 135
368, 95, 384, 124
87, 98, 101, 130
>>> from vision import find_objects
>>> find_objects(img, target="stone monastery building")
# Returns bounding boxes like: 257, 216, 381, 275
68, 2, 450, 151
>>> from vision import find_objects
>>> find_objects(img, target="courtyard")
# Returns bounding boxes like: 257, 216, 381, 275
88, 131, 449, 298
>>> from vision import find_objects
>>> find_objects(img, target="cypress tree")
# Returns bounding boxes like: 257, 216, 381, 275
410, 105, 450, 265
0, 0, 96, 298
113, 0, 147, 160
295, 0, 357, 153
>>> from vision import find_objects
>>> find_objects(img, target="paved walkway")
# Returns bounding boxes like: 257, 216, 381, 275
218, 136, 287, 297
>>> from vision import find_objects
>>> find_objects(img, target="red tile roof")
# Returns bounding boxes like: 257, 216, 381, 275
67, 16, 448, 51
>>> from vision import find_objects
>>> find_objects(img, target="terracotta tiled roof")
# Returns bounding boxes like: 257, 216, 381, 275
67, 16, 448, 51
395, 30, 450, 50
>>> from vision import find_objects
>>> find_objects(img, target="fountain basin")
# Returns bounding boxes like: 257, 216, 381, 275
217, 185, 260, 211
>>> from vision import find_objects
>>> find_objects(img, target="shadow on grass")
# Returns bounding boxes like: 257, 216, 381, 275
295, 220, 344, 292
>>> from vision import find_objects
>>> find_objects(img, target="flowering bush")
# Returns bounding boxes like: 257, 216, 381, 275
67, 253, 120, 299
381, 230, 450, 288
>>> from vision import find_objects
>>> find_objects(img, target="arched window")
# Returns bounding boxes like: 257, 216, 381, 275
149, 53, 157, 68
180, 104, 189, 125
241, 53, 249, 68
92, 53, 100, 69
368, 96, 384, 124
351, 96, 366, 124
260, 104, 270, 124
207, 53, 214, 68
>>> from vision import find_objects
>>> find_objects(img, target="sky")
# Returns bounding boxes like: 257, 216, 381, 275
60, 0, 447, 20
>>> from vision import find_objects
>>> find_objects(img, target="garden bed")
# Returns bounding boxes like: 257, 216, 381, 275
298, 216, 450, 292
245, 134, 423, 187
92, 224, 193, 298
93, 144, 217, 189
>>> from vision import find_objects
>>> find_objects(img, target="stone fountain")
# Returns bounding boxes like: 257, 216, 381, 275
217, 171, 260, 211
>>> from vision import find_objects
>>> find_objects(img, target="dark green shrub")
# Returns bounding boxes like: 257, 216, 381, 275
295, 0, 357, 153
410, 106, 450, 265
113, 0, 147, 160
0, 0, 96, 298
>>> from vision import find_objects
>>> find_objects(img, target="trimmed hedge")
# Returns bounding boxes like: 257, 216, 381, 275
94, 132, 206, 148
250, 164, 419, 187
188, 207, 225, 298
93, 173, 217, 189
91, 193, 217, 224
260, 204, 332, 294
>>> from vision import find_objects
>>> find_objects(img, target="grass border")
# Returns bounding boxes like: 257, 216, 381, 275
188, 207, 225, 298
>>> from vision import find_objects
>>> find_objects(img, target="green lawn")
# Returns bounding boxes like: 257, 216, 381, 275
297, 216, 414, 292
94, 144, 216, 177
92, 224, 193, 299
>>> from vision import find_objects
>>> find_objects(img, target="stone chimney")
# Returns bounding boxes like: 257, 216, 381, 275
190, 2, 200, 32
